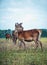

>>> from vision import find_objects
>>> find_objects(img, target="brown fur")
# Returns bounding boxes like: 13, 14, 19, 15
12, 23, 43, 50
13, 29, 43, 51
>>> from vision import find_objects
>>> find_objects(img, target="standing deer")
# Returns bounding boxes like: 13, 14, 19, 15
12, 23, 43, 51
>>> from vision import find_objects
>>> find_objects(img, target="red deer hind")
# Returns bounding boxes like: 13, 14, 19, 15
12, 23, 43, 51
5, 33, 11, 40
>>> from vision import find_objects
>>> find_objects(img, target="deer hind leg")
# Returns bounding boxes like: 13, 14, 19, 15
33, 36, 39, 50
38, 40, 43, 51
34, 40, 39, 50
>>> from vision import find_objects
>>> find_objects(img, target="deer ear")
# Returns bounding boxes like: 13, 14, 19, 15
15, 23, 18, 26
20, 23, 22, 25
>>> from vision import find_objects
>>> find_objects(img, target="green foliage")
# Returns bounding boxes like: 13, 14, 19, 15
41, 29, 47, 37
0, 29, 12, 38
0, 29, 47, 38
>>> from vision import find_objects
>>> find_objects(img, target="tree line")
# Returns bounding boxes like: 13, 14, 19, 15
0, 29, 47, 38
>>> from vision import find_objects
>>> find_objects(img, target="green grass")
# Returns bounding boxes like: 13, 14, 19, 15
40, 37, 47, 43
0, 38, 47, 65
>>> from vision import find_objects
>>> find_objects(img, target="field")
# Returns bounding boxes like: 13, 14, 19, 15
0, 38, 47, 65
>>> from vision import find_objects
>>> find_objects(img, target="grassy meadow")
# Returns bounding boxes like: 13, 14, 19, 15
0, 38, 47, 65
